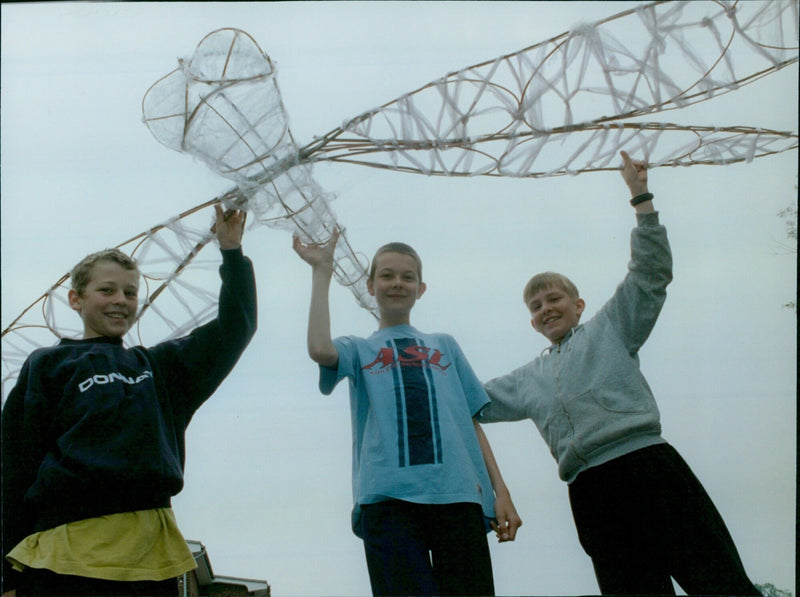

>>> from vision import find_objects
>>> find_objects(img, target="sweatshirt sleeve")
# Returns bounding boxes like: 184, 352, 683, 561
599, 211, 673, 354
1, 358, 47, 591
480, 368, 530, 423
148, 247, 258, 416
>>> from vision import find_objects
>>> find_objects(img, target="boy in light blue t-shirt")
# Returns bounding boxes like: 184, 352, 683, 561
294, 234, 522, 597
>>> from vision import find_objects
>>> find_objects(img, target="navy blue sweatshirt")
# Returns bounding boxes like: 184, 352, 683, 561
1, 247, 257, 589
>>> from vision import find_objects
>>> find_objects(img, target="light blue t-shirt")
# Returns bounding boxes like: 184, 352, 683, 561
319, 324, 495, 536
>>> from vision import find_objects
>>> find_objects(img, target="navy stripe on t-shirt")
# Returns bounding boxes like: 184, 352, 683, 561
391, 338, 442, 467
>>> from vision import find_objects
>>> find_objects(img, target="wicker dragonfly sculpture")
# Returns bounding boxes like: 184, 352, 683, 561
2, 0, 797, 398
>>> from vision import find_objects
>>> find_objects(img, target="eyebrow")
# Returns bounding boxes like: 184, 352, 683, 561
528, 290, 564, 304
377, 267, 417, 275
93, 280, 139, 290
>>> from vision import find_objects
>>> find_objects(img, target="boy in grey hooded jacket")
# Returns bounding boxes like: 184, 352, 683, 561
480, 151, 758, 595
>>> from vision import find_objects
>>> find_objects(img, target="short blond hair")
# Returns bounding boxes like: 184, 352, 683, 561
369, 242, 423, 281
70, 248, 139, 296
523, 272, 579, 305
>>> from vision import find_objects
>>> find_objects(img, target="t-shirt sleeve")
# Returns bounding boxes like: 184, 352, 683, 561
448, 337, 491, 417
319, 336, 356, 395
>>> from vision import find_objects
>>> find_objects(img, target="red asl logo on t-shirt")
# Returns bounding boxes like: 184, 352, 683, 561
362, 345, 451, 372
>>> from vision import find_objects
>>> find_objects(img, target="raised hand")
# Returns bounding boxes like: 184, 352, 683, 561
620, 151, 649, 197
213, 204, 247, 250
292, 228, 340, 270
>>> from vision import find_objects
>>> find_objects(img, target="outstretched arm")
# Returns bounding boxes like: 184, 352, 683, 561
292, 229, 340, 367
605, 151, 672, 352
474, 419, 522, 543
620, 150, 654, 214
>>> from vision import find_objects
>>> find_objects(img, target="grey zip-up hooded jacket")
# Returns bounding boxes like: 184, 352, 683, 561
481, 211, 672, 483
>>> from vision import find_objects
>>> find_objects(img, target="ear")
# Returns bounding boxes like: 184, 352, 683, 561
68, 289, 83, 313
416, 281, 427, 299
366, 277, 375, 297
575, 298, 586, 317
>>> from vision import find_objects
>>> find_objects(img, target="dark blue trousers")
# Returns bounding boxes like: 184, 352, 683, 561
568, 443, 760, 596
16, 568, 178, 596
360, 500, 494, 596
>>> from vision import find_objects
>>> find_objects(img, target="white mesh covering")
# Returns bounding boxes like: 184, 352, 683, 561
3, 0, 797, 399
142, 28, 375, 314
312, 0, 798, 175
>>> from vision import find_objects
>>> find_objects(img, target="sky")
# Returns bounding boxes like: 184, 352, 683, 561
1, 2, 797, 595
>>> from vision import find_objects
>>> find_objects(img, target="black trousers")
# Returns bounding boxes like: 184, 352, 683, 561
16, 568, 178, 597
359, 499, 494, 597
568, 443, 760, 596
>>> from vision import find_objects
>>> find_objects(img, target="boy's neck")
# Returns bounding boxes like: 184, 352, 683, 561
378, 316, 412, 330
551, 325, 579, 346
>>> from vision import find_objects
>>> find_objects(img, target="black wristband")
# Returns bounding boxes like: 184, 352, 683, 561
630, 192, 653, 206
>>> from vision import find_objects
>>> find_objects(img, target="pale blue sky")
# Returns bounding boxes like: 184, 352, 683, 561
2, 2, 796, 595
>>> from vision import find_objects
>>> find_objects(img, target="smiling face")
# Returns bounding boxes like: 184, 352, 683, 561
527, 285, 585, 344
367, 251, 427, 328
68, 260, 140, 339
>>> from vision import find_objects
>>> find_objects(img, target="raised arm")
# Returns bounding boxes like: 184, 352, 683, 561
603, 151, 672, 352
292, 229, 340, 367
473, 419, 522, 543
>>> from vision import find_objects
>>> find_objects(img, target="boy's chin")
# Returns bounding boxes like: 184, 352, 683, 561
84, 327, 131, 339
112, 325, 133, 338
542, 331, 565, 344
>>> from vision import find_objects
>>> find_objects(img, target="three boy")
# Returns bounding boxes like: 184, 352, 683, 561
2, 148, 760, 595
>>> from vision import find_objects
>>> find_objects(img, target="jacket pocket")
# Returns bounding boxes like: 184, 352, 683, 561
542, 408, 573, 461
567, 388, 657, 458
575, 386, 648, 415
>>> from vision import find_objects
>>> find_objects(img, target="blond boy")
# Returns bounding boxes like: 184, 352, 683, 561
2, 207, 256, 596
480, 152, 759, 595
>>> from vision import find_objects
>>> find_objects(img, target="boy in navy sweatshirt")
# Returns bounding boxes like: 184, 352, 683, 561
2, 206, 257, 596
